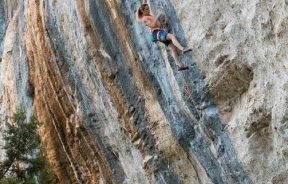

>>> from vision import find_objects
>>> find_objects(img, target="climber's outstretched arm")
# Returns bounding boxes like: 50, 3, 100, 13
150, 11, 162, 27
142, 0, 147, 4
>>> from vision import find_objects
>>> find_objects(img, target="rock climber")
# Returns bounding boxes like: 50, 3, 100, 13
136, 0, 192, 71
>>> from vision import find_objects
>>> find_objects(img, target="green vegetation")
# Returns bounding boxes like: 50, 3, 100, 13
0, 109, 57, 184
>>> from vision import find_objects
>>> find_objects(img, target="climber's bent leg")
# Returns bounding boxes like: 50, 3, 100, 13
169, 44, 181, 67
166, 33, 184, 51
166, 33, 192, 54
169, 44, 189, 71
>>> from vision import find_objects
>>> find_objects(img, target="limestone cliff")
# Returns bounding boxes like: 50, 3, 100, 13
0, 0, 287, 183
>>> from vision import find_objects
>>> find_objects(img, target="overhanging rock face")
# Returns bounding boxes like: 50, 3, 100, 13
0, 0, 287, 183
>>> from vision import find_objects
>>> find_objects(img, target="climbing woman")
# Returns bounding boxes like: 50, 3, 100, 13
136, 0, 192, 71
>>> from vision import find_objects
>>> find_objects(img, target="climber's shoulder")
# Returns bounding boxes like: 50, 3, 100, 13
143, 15, 154, 21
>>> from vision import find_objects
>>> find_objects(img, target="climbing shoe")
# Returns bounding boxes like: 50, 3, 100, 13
182, 48, 192, 54
178, 66, 189, 71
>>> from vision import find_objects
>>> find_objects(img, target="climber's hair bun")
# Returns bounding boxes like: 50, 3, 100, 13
136, 4, 149, 22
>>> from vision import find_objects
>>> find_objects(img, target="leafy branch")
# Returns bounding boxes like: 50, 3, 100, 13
0, 109, 57, 184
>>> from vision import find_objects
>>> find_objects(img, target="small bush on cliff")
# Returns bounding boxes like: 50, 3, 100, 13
0, 109, 57, 184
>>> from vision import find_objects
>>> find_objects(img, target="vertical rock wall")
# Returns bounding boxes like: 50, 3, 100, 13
173, 0, 288, 183
0, 0, 287, 183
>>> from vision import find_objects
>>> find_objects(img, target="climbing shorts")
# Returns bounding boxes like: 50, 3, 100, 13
150, 29, 171, 47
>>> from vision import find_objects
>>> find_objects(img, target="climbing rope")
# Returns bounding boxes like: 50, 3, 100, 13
181, 65, 215, 145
